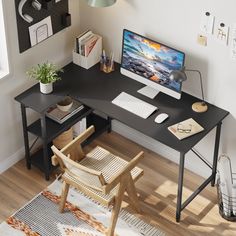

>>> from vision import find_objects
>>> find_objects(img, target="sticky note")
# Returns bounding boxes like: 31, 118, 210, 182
197, 34, 207, 46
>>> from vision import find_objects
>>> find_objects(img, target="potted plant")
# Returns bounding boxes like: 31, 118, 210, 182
27, 62, 63, 94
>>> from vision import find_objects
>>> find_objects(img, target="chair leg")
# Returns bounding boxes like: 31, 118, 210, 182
106, 181, 126, 236
59, 181, 70, 213
126, 174, 141, 214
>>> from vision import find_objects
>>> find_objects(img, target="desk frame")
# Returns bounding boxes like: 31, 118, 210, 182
18, 101, 110, 180
15, 62, 229, 221
176, 122, 221, 221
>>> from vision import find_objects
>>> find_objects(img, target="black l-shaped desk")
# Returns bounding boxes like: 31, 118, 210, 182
15, 62, 229, 221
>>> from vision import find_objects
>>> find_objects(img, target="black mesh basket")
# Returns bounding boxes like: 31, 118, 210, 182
217, 173, 236, 221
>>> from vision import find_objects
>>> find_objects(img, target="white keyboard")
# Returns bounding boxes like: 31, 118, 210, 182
112, 92, 158, 119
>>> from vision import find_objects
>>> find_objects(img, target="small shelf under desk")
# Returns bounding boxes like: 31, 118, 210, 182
29, 113, 110, 174
15, 82, 111, 180
27, 106, 92, 142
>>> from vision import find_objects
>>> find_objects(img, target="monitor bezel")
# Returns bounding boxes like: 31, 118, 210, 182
120, 29, 185, 99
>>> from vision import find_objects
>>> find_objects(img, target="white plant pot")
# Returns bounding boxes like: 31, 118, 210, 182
40, 82, 53, 94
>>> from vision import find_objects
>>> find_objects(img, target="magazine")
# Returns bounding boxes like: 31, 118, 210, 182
46, 98, 84, 124
168, 118, 204, 140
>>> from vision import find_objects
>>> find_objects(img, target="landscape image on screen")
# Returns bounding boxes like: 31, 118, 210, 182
121, 30, 185, 92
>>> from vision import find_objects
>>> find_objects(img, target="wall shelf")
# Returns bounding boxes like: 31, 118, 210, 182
14, 0, 70, 53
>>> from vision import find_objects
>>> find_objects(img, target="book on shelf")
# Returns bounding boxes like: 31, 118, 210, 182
80, 34, 95, 56
168, 118, 204, 140
75, 30, 99, 57
84, 35, 99, 57
46, 98, 84, 124
76, 30, 93, 54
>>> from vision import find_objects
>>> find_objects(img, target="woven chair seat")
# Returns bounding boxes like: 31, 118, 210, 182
63, 146, 143, 205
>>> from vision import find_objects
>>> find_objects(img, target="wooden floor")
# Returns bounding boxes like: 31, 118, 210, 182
0, 131, 235, 235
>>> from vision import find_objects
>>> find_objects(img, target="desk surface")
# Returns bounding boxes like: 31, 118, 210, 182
15, 62, 229, 154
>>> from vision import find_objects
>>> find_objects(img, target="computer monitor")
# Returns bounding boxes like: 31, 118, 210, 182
120, 29, 185, 99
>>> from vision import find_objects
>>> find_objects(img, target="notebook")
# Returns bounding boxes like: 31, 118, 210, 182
168, 118, 204, 140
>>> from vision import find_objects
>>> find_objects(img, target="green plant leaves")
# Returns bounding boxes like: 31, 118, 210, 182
26, 62, 63, 84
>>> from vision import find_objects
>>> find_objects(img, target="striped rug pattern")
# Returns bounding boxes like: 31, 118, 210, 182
0, 179, 165, 236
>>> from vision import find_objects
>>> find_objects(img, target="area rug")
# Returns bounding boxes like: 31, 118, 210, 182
0, 179, 165, 236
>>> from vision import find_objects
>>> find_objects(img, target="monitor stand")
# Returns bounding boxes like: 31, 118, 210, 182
137, 86, 159, 99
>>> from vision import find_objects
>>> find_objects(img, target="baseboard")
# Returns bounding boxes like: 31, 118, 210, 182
0, 147, 25, 174
0, 138, 41, 174
112, 120, 210, 178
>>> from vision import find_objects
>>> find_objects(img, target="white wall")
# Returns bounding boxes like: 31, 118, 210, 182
0, 0, 80, 172
79, 0, 236, 177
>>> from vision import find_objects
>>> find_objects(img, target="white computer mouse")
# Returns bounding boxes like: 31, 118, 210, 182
154, 113, 169, 124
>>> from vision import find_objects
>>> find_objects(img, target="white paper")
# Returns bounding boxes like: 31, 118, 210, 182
29, 16, 53, 47
73, 121, 81, 137
200, 11, 214, 34
215, 22, 229, 45
80, 117, 87, 133
72, 118, 86, 137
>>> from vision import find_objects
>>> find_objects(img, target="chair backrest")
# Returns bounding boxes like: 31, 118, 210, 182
51, 145, 106, 192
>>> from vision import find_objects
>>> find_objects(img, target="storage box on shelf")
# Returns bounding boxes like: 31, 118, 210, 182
52, 127, 73, 149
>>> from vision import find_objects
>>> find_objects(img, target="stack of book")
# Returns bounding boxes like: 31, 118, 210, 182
75, 30, 99, 57
46, 98, 84, 124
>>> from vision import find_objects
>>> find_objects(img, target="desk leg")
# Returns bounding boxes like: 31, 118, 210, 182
211, 122, 222, 186
20, 104, 31, 169
176, 152, 185, 222
41, 115, 50, 181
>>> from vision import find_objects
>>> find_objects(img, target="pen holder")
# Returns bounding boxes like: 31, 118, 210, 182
217, 173, 236, 221
100, 55, 114, 73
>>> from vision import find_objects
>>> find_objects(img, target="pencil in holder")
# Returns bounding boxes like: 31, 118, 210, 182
100, 50, 114, 73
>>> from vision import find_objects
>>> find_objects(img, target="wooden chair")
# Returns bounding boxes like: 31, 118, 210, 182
51, 125, 144, 236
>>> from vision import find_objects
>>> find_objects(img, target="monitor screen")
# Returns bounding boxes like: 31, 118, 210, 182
121, 29, 185, 99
